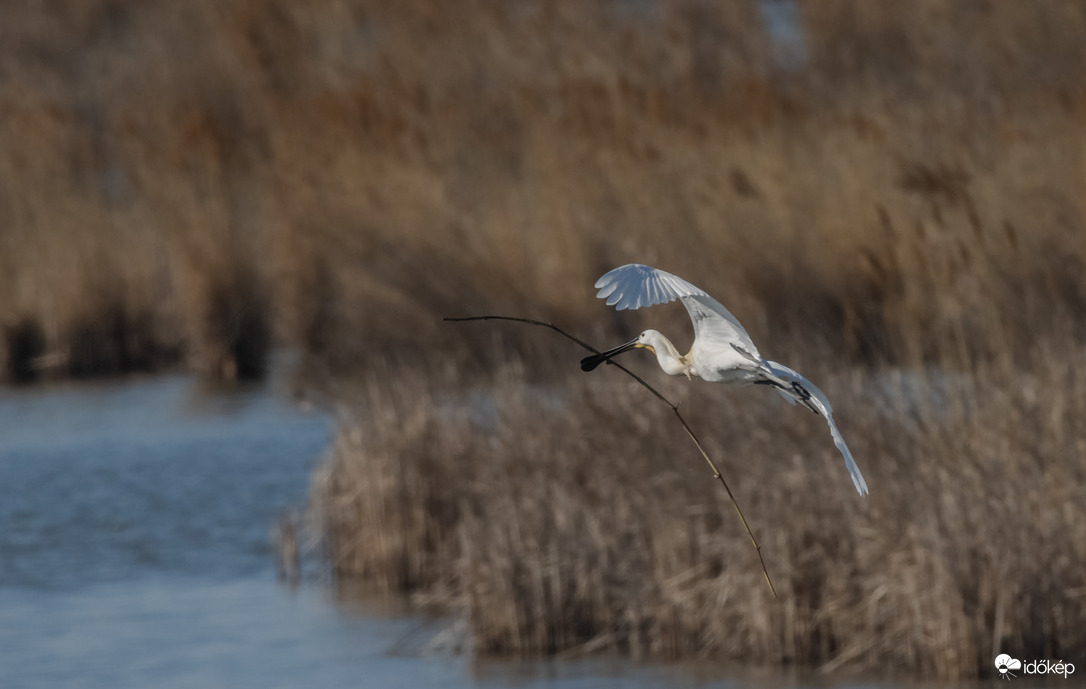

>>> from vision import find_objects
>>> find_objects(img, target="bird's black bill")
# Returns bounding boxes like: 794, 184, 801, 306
580, 339, 638, 372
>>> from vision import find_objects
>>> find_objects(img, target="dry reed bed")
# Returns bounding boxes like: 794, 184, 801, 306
320, 347, 1086, 680
3, 1, 1086, 380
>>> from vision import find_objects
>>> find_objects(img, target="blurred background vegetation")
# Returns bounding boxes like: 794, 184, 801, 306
2, 0, 1084, 680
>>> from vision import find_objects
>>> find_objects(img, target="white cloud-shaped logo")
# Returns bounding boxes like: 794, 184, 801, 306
995, 653, 1022, 679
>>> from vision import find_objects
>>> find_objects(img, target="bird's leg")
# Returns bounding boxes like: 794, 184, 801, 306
789, 381, 820, 414
755, 379, 819, 414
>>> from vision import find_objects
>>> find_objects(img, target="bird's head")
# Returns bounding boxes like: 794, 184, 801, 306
634, 330, 659, 354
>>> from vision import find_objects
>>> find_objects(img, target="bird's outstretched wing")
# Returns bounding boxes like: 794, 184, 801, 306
594, 264, 759, 355
763, 360, 869, 496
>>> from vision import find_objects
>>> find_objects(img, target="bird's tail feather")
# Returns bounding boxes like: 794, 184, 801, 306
762, 360, 869, 497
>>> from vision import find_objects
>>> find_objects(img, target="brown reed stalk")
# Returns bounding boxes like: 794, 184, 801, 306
444, 315, 777, 598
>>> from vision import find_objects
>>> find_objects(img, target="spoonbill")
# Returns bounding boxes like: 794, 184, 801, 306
581, 264, 868, 496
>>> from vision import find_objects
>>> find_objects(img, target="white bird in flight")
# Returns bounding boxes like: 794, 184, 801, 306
581, 264, 869, 496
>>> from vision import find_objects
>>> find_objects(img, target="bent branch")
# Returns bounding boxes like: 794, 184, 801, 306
444, 315, 777, 598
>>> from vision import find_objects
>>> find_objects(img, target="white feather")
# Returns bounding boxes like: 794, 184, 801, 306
590, 263, 869, 496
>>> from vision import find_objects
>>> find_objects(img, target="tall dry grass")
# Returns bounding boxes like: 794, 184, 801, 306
319, 349, 1086, 680
3, 1, 1085, 380
2, 0, 1085, 678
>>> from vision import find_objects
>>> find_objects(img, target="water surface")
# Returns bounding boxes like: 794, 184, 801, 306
0, 374, 965, 688
0, 374, 771, 688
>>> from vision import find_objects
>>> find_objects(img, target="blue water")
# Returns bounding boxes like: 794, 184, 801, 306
0, 375, 329, 591
0, 374, 793, 689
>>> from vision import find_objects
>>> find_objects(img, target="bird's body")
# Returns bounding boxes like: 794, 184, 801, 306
635, 328, 758, 383
581, 263, 869, 497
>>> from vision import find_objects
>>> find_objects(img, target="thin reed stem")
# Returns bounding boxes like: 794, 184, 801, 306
444, 315, 777, 598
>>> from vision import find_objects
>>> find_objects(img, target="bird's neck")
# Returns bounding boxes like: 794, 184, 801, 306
649, 334, 692, 377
